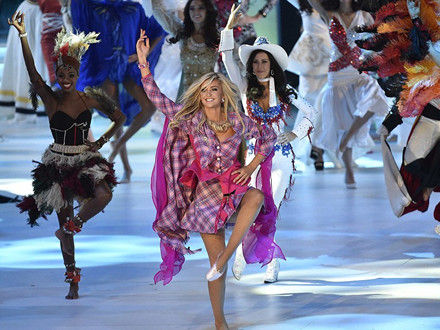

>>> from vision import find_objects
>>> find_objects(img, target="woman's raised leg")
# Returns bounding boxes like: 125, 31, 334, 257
216, 189, 264, 271
339, 111, 375, 152
56, 182, 112, 249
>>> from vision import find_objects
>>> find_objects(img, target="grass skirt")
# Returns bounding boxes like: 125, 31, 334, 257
17, 146, 117, 226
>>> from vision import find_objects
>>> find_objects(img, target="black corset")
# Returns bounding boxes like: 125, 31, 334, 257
50, 110, 92, 146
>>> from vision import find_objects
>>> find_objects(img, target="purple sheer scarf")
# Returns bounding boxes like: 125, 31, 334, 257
151, 118, 187, 285
242, 144, 285, 265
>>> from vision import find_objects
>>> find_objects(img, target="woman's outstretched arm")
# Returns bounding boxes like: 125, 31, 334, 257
137, 30, 181, 119
219, 5, 247, 93
84, 88, 126, 152
151, 0, 182, 36
306, 0, 330, 24
8, 11, 55, 112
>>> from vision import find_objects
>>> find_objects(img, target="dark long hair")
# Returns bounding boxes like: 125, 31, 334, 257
245, 50, 296, 104
320, 0, 362, 11
169, 0, 219, 49
299, 0, 313, 15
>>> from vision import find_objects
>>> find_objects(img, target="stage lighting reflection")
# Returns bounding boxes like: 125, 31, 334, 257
233, 256, 440, 300
0, 235, 208, 269
246, 314, 440, 330
0, 178, 33, 196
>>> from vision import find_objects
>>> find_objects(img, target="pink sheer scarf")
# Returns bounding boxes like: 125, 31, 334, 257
151, 118, 186, 285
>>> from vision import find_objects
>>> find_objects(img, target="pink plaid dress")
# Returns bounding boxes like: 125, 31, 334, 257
142, 74, 276, 284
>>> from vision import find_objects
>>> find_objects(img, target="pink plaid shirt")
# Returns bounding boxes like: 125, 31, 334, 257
142, 72, 276, 236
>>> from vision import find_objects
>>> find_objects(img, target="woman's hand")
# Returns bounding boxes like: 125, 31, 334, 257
226, 4, 242, 30
277, 131, 297, 145
8, 11, 26, 35
407, 0, 420, 19
85, 138, 105, 152
136, 29, 150, 64
232, 165, 254, 185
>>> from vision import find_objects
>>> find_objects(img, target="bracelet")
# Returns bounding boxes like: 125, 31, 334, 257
258, 9, 267, 18
19, 32, 27, 38
97, 135, 109, 147
137, 62, 149, 70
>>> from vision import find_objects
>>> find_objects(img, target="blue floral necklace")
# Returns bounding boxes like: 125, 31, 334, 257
247, 99, 288, 129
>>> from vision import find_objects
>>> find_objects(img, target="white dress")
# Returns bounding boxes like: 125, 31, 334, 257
0, 1, 49, 121
317, 11, 389, 152
220, 29, 318, 207
287, 0, 331, 152
287, 0, 330, 94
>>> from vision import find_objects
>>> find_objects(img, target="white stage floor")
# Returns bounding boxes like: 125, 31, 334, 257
1, 117, 440, 330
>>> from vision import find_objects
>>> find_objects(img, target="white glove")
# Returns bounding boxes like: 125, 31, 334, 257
277, 131, 297, 145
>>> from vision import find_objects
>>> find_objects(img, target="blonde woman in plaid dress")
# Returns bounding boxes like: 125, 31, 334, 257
137, 30, 278, 329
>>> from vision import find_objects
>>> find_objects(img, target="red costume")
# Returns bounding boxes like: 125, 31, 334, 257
38, 0, 63, 84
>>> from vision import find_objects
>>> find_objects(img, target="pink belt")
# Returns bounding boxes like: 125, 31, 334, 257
179, 134, 249, 231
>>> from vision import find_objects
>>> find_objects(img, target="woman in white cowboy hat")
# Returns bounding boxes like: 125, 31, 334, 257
219, 4, 319, 283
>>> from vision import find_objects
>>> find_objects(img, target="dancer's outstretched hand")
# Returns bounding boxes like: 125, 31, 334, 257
85, 138, 104, 152
277, 131, 296, 145
226, 4, 242, 30
8, 11, 26, 35
136, 29, 150, 64
407, 0, 420, 19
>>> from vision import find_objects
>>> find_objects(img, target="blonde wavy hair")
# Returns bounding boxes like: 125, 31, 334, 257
170, 72, 245, 134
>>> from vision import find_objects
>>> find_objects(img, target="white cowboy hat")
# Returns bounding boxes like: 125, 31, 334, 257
238, 36, 289, 71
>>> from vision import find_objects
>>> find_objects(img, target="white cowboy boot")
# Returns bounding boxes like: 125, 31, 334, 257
232, 244, 246, 280
264, 258, 280, 283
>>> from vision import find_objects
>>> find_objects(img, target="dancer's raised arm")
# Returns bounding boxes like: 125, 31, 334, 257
219, 5, 247, 92
8, 11, 55, 111
306, 0, 329, 24
137, 30, 182, 118
151, 0, 182, 36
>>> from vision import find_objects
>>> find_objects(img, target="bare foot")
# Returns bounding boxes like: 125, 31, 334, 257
342, 149, 356, 188
108, 140, 118, 163
55, 229, 74, 256
119, 168, 133, 184
345, 168, 355, 185
215, 321, 229, 330
65, 282, 79, 300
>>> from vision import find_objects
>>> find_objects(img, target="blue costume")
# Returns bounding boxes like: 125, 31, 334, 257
71, 0, 167, 125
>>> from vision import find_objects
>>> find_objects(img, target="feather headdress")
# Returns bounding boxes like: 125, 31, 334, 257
53, 28, 100, 73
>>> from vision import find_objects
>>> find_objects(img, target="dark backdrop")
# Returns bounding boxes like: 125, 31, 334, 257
279, 0, 302, 88
0, 0, 23, 39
